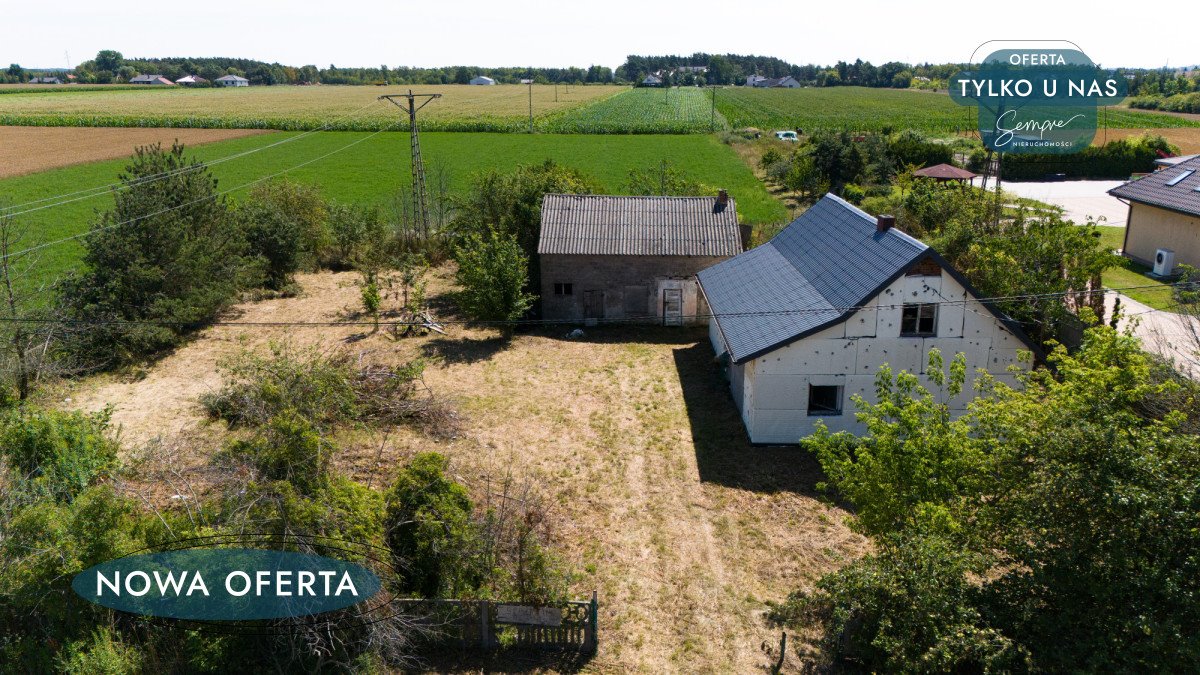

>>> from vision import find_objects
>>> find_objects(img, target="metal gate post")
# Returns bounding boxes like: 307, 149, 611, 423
584, 590, 598, 653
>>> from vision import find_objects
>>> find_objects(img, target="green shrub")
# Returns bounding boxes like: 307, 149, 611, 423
321, 203, 387, 271
770, 533, 1026, 673
238, 180, 327, 289
0, 408, 119, 502
1000, 134, 1178, 180
453, 231, 535, 329
222, 412, 332, 495
384, 452, 480, 598
56, 627, 142, 675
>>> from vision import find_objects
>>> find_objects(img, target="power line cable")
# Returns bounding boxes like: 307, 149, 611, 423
1, 120, 401, 263
0, 100, 385, 217
3, 282, 1194, 329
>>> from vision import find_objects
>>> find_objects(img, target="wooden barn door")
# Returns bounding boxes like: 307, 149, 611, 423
583, 291, 604, 320
662, 288, 683, 326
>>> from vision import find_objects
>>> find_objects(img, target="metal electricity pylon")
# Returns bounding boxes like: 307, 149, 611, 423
379, 90, 442, 235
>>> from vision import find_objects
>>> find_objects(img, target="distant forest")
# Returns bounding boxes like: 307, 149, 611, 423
4, 50, 1196, 96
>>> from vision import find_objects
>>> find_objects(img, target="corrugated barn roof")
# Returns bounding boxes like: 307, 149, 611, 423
537, 194, 743, 257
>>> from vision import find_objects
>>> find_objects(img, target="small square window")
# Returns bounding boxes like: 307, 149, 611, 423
554, 283, 573, 296
808, 385, 843, 416
900, 303, 937, 336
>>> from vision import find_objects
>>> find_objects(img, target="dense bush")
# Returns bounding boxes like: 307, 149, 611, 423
1000, 134, 1177, 180
238, 180, 328, 289
222, 411, 333, 495
384, 452, 573, 604
0, 485, 148, 672
1129, 92, 1200, 114
788, 325, 1200, 671
453, 231, 535, 328
385, 452, 480, 597
0, 408, 119, 503
770, 533, 1025, 672
321, 202, 388, 271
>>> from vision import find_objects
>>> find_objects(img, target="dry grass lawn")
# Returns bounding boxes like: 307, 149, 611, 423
58, 267, 865, 672
0, 126, 271, 178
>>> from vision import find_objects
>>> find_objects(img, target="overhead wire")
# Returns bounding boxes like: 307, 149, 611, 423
0, 100, 386, 218
1, 281, 1195, 330
1, 116, 403, 263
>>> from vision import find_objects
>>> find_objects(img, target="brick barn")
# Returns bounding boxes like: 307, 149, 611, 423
538, 193, 744, 324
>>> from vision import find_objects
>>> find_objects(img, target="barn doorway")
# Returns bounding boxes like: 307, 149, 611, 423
583, 291, 605, 321
662, 288, 683, 326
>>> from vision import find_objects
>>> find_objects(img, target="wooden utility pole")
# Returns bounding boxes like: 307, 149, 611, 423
527, 80, 534, 133
380, 90, 442, 237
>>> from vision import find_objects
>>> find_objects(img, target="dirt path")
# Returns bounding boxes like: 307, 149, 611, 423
62, 270, 866, 672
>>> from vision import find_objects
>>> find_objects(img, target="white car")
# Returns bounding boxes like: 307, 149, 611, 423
774, 130, 799, 142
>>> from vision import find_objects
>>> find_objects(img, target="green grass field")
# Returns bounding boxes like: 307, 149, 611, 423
0, 131, 786, 292
713, 86, 1200, 134
543, 87, 726, 134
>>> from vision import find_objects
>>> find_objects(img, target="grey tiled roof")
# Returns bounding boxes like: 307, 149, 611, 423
537, 194, 743, 257
1109, 156, 1200, 217
698, 194, 930, 363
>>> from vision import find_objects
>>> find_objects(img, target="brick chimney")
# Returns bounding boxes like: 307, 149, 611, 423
717, 189, 729, 206
876, 214, 895, 233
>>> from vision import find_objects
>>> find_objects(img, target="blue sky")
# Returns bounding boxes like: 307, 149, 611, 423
4, 0, 1195, 70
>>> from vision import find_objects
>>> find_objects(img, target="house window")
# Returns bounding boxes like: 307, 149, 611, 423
900, 303, 937, 336
553, 283, 573, 296
808, 385, 843, 416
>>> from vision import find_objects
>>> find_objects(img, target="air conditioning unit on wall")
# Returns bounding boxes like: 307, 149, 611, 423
1152, 248, 1176, 277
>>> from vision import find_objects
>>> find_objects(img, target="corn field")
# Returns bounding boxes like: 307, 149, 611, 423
1, 84, 1196, 135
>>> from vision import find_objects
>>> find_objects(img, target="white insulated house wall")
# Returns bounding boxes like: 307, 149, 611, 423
714, 270, 1030, 444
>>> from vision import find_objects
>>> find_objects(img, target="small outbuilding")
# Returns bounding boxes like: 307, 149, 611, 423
30, 76, 63, 84
215, 74, 249, 87
912, 163, 977, 184
469, 76, 496, 85
175, 75, 208, 85
538, 193, 744, 324
698, 194, 1037, 443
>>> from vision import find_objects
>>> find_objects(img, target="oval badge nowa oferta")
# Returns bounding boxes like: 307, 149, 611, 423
71, 549, 382, 620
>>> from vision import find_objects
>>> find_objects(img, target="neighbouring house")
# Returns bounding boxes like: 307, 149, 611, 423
641, 74, 662, 86
469, 75, 496, 85
175, 74, 208, 85
538, 193, 744, 324
1154, 153, 1198, 170
215, 74, 249, 87
913, 163, 977, 184
745, 75, 766, 87
29, 76, 62, 84
129, 74, 174, 85
756, 76, 801, 88
1109, 156, 1200, 272
698, 194, 1037, 444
